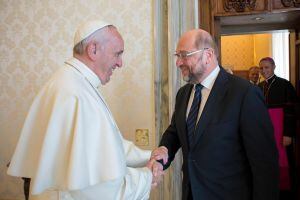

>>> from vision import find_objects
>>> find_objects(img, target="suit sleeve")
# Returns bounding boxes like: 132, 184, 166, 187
159, 89, 183, 170
240, 86, 279, 200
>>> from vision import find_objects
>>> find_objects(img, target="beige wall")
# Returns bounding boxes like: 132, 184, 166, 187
253, 34, 272, 65
0, 1, 154, 199
221, 35, 255, 70
221, 33, 272, 71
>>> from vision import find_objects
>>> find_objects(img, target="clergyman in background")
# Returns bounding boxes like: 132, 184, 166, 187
259, 57, 299, 200
248, 66, 260, 85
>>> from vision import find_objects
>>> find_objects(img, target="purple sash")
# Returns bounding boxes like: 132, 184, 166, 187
268, 108, 290, 190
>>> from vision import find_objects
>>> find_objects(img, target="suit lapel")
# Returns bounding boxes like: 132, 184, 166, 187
190, 68, 229, 149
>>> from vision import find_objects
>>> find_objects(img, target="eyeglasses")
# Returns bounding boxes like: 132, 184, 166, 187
174, 48, 209, 59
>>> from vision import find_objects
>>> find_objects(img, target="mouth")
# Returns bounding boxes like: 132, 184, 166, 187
110, 66, 116, 73
108, 69, 114, 77
180, 66, 190, 76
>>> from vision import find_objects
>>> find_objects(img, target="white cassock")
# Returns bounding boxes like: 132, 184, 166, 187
7, 58, 152, 200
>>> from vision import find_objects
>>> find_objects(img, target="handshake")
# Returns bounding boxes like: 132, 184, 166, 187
146, 146, 168, 189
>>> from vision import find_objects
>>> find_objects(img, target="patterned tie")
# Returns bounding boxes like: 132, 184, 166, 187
187, 84, 203, 145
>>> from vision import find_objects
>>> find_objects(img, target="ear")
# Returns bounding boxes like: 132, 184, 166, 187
86, 43, 97, 61
205, 49, 214, 64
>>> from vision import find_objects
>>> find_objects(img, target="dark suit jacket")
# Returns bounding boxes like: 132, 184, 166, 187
160, 68, 279, 200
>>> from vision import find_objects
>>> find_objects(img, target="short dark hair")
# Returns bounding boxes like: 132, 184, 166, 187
259, 57, 275, 66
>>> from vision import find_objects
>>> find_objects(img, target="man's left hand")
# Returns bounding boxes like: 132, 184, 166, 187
151, 146, 168, 164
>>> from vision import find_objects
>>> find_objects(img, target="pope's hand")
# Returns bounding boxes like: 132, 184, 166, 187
146, 159, 164, 188
151, 146, 168, 165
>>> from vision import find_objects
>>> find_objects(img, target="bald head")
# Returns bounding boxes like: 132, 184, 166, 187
177, 29, 218, 58
175, 29, 219, 84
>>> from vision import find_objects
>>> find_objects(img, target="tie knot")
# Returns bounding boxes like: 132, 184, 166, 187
195, 84, 203, 92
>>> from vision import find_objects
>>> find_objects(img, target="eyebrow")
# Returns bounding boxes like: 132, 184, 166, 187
116, 50, 124, 55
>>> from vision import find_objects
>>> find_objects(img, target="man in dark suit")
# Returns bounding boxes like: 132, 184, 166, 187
152, 29, 279, 200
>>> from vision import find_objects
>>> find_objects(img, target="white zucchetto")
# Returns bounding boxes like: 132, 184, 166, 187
74, 20, 112, 46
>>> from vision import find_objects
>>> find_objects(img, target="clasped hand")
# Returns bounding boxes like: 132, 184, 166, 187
146, 146, 168, 188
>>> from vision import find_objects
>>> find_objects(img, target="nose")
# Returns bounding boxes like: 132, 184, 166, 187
176, 57, 183, 67
116, 57, 123, 68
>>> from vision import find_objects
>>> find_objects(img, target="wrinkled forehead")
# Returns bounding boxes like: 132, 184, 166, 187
176, 34, 196, 51
103, 28, 124, 49
107, 28, 123, 42
259, 60, 274, 68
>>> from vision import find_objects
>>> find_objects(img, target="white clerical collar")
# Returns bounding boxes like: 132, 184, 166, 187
198, 65, 220, 90
65, 57, 101, 88
266, 74, 275, 83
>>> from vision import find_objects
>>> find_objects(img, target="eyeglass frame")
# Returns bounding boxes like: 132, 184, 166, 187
174, 48, 209, 59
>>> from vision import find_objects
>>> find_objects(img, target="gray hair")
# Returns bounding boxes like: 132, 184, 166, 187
73, 25, 115, 55
194, 31, 219, 58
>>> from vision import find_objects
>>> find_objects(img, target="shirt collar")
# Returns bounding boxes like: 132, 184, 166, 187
196, 65, 220, 90
65, 57, 101, 88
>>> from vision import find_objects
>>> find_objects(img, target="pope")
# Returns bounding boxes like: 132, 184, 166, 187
7, 20, 167, 200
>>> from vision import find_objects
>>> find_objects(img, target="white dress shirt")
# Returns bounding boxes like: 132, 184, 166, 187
186, 66, 220, 123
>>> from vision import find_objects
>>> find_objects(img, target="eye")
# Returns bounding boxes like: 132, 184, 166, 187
174, 51, 189, 58
181, 52, 188, 58
115, 51, 123, 57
